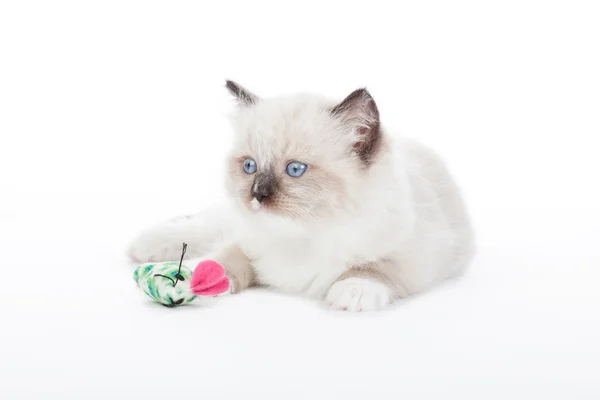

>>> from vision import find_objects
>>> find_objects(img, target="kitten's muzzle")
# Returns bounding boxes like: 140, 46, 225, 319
252, 172, 277, 203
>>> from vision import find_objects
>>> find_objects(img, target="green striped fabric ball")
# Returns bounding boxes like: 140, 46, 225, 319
133, 262, 196, 307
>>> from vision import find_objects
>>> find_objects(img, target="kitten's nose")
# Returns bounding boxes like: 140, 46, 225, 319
252, 172, 277, 203
252, 188, 270, 203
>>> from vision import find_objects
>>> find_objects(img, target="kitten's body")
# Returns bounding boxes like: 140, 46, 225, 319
129, 83, 474, 311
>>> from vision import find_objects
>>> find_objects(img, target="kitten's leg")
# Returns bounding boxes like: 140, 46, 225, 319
213, 245, 255, 294
159, 245, 254, 309
128, 204, 230, 263
325, 261, 401, 312
183, 246, 254, 306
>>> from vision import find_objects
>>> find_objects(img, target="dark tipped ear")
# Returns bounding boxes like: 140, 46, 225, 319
225, 80, 259, 106
331, 88, 381, 165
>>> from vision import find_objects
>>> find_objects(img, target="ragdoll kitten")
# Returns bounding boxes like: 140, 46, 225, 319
128, 81, 475, 312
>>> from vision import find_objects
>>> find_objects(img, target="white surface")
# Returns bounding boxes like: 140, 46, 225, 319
1, 1, 599, 399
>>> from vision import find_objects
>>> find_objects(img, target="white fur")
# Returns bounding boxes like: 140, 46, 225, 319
250, 198, 261, 210
128, 89, 474, 311
325, 277, 392, 312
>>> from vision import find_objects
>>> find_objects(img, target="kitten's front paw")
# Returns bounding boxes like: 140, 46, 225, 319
128, 232, 184, 263
325, 277, 392, 312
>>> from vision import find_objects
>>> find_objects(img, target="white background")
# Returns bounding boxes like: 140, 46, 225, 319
1, 1, 599, 399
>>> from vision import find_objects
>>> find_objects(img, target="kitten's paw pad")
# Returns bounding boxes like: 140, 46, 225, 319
325, 277, 392, 312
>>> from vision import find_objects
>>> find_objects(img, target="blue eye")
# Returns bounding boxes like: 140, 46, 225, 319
286, 161, 308, 177
243, 158, 257, 174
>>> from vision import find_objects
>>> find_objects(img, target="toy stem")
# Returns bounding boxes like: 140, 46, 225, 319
173, 242, 188, 286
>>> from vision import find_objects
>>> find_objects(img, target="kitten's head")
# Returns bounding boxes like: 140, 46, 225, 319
224, 80, 384, 223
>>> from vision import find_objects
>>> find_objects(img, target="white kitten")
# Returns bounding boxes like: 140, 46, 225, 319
128, 81, 475, 312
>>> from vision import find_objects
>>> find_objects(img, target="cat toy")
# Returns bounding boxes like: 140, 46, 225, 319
133, 243, 230, 307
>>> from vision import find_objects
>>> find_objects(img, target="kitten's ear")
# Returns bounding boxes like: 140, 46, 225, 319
331, 88, 381, 164
225, 80, 259, 107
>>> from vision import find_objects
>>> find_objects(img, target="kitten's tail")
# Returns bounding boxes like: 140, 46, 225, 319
127, 203, 233, 264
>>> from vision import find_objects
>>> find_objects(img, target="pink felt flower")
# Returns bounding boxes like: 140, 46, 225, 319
190, 260, 230, 296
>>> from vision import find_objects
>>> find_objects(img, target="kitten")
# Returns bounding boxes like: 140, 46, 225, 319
128, 81, 475, 311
